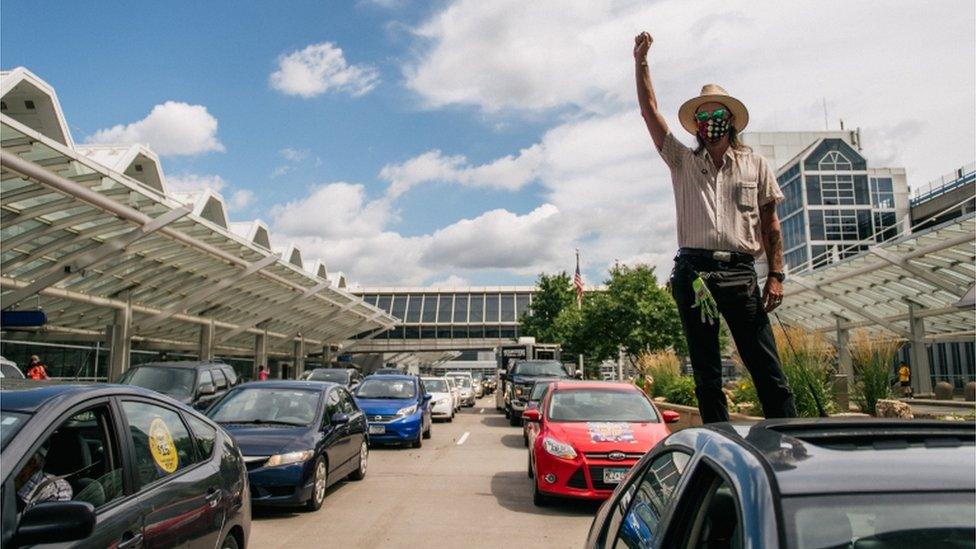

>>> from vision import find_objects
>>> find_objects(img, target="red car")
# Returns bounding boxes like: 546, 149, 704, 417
524, 380, 679, 506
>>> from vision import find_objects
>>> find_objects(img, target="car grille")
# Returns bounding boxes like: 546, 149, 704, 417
583, 451, 645, 461
589, 466, 632, 491
368, 414, 398, 423
567, 467, 588, 489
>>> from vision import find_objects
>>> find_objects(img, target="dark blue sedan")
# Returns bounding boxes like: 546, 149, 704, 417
586, 419, 975, 548
207, 381, 368, 511
353, 375, 431, 448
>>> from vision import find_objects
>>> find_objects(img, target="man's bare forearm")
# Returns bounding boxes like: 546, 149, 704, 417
635, 62, 659, 117
760, 203, 784, 272
633, 32, 668, 149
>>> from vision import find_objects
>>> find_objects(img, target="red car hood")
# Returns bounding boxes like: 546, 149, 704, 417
545, 420, 669, 454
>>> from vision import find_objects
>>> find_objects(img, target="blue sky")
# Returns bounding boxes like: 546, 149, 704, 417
3, 0, 974, 287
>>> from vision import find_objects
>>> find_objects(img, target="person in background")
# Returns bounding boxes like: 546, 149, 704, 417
258, 365, 269, 381
898, 362, 912, 398
26, 355, 49, 380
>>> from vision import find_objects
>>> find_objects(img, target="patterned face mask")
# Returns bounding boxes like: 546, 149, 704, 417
697, 116, 731, 143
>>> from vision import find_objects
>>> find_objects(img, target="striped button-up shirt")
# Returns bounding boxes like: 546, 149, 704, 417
659, 132, 783, 257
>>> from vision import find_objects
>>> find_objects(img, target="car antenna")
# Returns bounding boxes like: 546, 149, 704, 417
773, 313, 828, 418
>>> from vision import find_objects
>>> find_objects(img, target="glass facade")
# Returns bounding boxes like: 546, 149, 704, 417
777, 139, 902, 275
353, 290, 535, 340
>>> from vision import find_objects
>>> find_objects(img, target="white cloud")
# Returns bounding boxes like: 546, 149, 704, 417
270, 182, 391, 239
229, 189, 256, 211
270, 42, 379, 98
426, 274, 471, 287
166, 173, 227, 194
378, 146, 543, 198
280, 147, 310, 162
86, 101, 224, 156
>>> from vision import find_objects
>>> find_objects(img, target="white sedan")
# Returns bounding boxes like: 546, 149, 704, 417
444, 377, 461, 411
422, 377, 455, 422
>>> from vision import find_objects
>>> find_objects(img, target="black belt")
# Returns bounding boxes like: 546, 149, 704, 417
678, 247, 754, 264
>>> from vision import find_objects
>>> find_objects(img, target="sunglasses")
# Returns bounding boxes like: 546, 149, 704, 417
695, 108, 728, 122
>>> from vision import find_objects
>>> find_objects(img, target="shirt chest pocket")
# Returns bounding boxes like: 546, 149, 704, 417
737, 180, 758, 210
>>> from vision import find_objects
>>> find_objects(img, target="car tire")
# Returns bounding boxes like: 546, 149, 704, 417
533, 480, 550, 507
523, 433, 528, 447
509, 412, 520, 427
304, 456, 327, 512
349, 441, 368, 481
220, 533, 240, 549
447, 412, 454, 422
504, 407, 510, 419
423, 422, 431, 439
527, 453, 534, 479
412, 432, 423, 448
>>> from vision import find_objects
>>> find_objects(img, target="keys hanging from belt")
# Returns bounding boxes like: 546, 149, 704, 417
691, 275, 719, 325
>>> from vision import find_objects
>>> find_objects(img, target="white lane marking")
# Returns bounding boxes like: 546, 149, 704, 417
456, 431, 470, 445
479, 408, 485, 414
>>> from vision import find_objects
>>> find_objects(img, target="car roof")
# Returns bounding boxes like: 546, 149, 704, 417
0, 380, 186, 413
695, 419, 976, 495
549, 380, 639, 391
130, 361, 232, 370
363, 374, 416, 382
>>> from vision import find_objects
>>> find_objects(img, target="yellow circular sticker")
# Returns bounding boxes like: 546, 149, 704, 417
148, 418, 179, 473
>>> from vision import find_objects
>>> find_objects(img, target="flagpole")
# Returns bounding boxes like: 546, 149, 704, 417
575, 248, 584, 379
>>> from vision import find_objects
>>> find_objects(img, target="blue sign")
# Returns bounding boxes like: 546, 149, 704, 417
1, 310, 48, 327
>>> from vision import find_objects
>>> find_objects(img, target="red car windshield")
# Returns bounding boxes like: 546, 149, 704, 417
547, 389, 658, 422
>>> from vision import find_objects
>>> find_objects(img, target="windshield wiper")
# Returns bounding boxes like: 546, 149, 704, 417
218, 419, 305, 426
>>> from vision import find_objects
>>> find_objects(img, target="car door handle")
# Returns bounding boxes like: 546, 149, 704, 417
205, 487, 221, 508
118, 532, 143, 549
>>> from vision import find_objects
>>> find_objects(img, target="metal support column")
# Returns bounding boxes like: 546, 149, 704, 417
835, 317, 853, 379
293, 336, 306, 380
199, 318, 215, 361
908, 302, 933, 395
322, 344, 332, 367
106, 300, 132, 382
254, 330, 268, 380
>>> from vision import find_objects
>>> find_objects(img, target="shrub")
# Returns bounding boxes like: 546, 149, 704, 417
635, 350, 681, 399
850, 330, 901, 415
730, 377, 760, 413
775, 325, 838, 417
663, 375, 698, 407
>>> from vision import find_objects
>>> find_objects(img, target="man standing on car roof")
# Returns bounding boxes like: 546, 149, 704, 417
633, 31, 795, 423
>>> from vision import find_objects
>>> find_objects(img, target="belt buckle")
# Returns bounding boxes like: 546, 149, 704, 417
713, 251, 732, 262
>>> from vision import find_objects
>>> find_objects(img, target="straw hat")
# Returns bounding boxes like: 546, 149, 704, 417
678, 84, 749, 135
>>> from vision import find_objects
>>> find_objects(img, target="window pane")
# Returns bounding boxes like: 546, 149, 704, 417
516, 294, 531, 319
421, 295, 437, 323
809, 210, 824, 240
376, 295, 392, 314
613, 452, 691, 548
438, 294, 453, 324
186, 414, 216, 460
454, 294, 469, 323
212, 369, 227, 389
437, 327, 451, 339
391, 295, 408, 319
469, 294, 485, 323
421, 327, 436, 339
122, 401, 197, 487
405, 294, 422, 322
500, 294, 516, 322
805, 176, 821, 206
485, 294, 500, 323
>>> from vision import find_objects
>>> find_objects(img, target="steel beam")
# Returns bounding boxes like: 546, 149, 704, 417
868, 246, 967, 296
215, 281, 333, 344
789, 277, 912, 338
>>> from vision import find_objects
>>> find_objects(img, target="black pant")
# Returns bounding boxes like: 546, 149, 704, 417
670, 254, 796, 423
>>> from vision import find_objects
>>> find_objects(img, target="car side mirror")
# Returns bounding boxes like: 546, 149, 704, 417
330, 412, 350, 426
199, 382, 215, 396
522, 409, 541, 422
422, 394, 432, 402
662, 410, 681, 424
14, 501, 96, 546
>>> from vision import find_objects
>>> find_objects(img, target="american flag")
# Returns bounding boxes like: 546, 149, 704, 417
574, 249, 584, 307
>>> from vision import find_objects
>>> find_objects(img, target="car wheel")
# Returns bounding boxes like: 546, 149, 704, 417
509, 412, 520, 427
533, 479, 550, 507
504, 408, 510, 419
423, 422, 431, 439
527, 453, 534, 479
349, 440, 368, 481
220, 533, 240, 549
447, 412, 454, 422
412, 432, 423, 448
523, 433, 528, 447
304, 456, 328, 511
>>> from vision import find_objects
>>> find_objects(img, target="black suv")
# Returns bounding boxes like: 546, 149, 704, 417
305, 367, 364, 388
118, 361, 240, 410
502, 360, 572, 426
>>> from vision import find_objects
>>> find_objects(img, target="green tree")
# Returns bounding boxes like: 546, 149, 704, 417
519, 272, 575, 343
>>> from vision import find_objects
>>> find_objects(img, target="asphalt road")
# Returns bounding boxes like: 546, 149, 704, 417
249, 397, 599, 549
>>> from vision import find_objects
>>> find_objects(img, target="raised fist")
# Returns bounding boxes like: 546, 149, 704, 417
633, 31, 652, 60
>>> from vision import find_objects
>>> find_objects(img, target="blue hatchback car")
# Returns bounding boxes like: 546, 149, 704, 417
353, 375, 431, 448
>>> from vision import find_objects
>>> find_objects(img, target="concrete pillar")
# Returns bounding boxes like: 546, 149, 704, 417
253, 330, 267, 380
835, 317, 853, 379
106, 302, 132, 382
322, 344, 332, 367
198, 318, 215, 361
908, 303, 932, 396
293, 336, 306, 380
